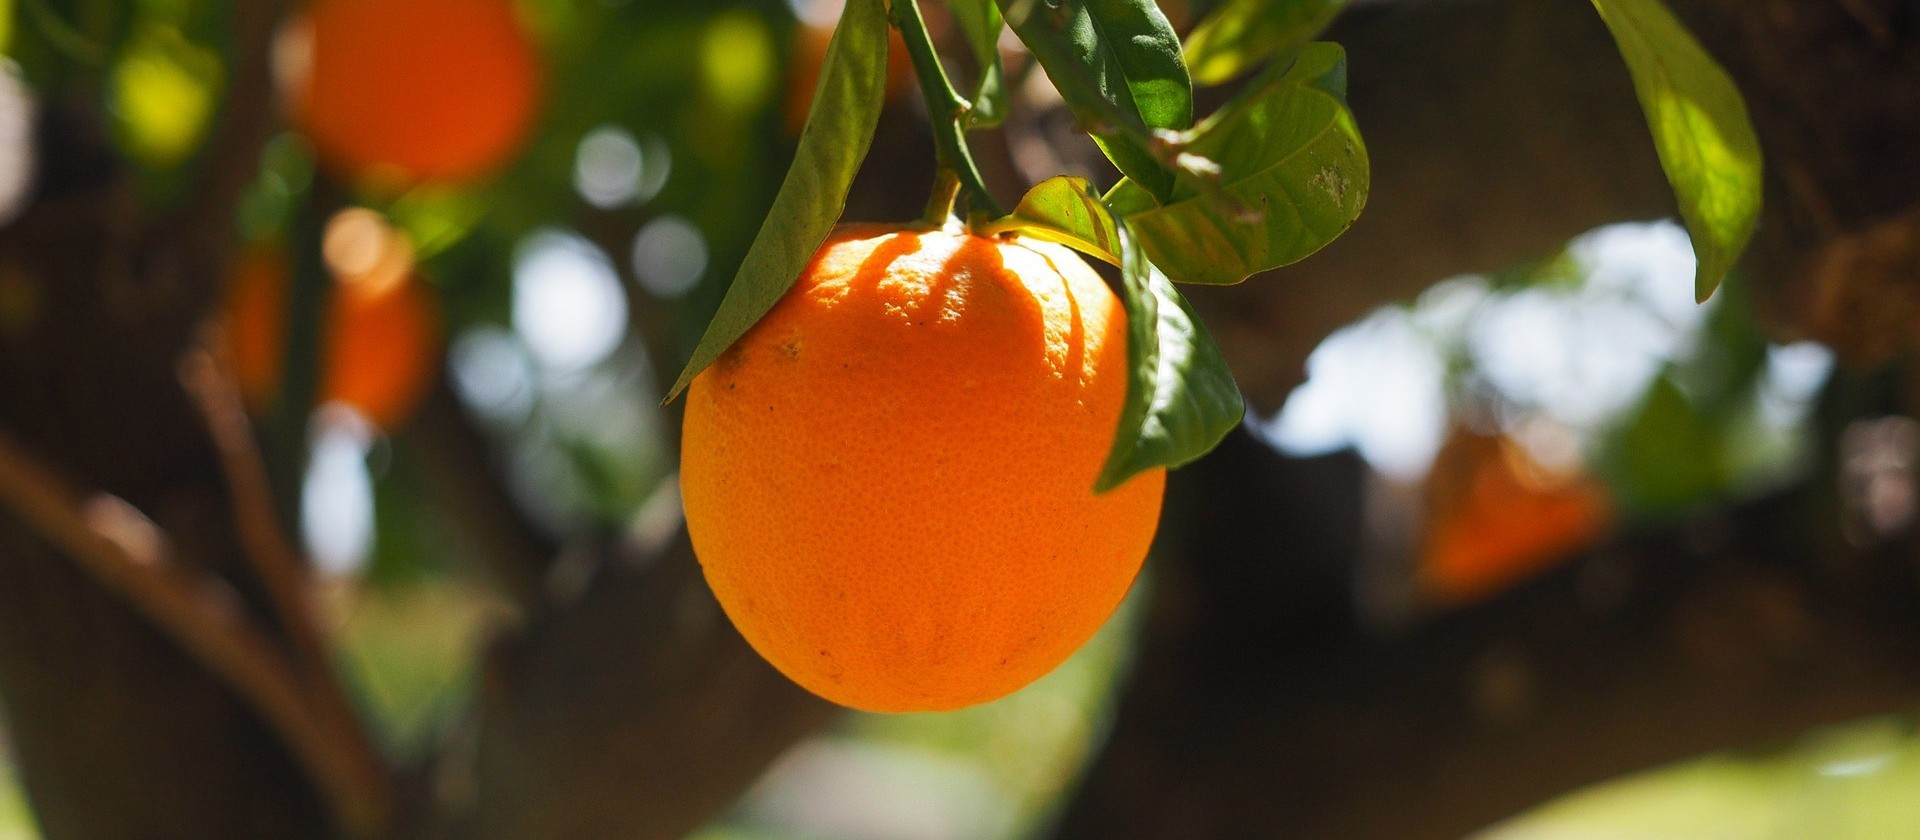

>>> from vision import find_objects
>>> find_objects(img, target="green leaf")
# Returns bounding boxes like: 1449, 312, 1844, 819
1184, 0, 1345, 85
944, 0, 1009, 127
997, 0, 1188, 200
666, 0, 890, 399
1111, 42, 1368, 285
1097, 224, 1245, 491
1590, 0, 1763, 302
982, 175, 1123, 263
988, 176, 1242, 490
1085, 0, 1192, 129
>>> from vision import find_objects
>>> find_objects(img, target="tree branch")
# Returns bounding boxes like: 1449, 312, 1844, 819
1056, 428, 1920, 840
0, 429, 394, 837
177, 324, 401, 837
456, 488, 834, 840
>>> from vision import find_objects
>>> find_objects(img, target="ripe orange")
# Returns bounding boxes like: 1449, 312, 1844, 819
1420, 429, 1613, 604
681, 226, 1164, 712
291, 0, 542, 184
225, 241, 441, 430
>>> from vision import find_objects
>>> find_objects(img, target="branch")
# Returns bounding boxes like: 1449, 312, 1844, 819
891, 0, 1003, 222
459, 488, 833, 840
178, 326, 332, 679
175, 0, 293, 260
1055, 429, 1920, 840
0, 429, 395, 837
177, 322, 397, 840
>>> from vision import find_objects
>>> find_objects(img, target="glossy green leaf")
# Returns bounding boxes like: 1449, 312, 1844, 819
1085, 0, 1192, 129
1591, 0, 1763, 302
987, 176, 1242, 490
1184, 0, 1345, 85
944, 0, 1008, 127
981, 175, 1123, 263
1109, 42, 1368, 285
1097, 224, 1245, 491
666, 0, 890, 399
997, 0, 1185, 200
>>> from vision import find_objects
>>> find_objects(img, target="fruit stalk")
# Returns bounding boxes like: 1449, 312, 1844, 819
889, 0, 1003, 224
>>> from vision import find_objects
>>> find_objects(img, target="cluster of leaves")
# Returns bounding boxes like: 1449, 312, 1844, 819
670, 0, 1764, 493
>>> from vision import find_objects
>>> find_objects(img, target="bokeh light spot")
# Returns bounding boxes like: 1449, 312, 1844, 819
302, 408, 375, 577
512, 229, 629, 375
630, 215, 708, 299
574, 125, 643, 209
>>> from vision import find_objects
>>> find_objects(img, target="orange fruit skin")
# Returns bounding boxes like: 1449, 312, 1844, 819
1420, 431, 1613, 605
297, 0, 542, 184
681, 227, 1165, 713
225, 250, 442, 430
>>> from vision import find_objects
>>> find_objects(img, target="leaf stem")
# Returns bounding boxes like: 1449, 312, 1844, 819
921, 168, 962, 226
890, 0, 1004, 224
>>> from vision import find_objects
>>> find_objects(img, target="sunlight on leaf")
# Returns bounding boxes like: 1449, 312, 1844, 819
1183, 0, 1345, 85
982, 175, 1122, 264
985, 177, 1242, 490
1590, 0, 1763, 302
1109, 43, 1368, 285
1096, 234, 1244, 491
998, 0, 1187, 200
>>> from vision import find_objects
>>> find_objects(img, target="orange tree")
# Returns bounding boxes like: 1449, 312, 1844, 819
0, 0, 1917, 839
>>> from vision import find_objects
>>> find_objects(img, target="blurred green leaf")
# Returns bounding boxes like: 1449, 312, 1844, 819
1108, 42, 1367, 285
998, 0, 1185, 200
1590, 0, 1762, 302
1183, 0, 1344, 85
389, 186, 487, 260
109, 23, 220, 170
1098, 221, 1244, 491
702, 10, 778, 118
1480, 715, 1920, 840
666, 0, 891, 399
944, 0, 1009, 127
1606, 374, 1727, 516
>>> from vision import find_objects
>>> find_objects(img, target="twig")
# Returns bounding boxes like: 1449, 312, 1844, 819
178, 0, 293, 259
0, 430, 394, 837
179, 325, 333, 676
178, 321, 394, 840
891, 0, 1004, 223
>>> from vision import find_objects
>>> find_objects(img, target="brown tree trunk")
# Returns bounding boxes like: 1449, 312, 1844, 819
1060, 1, 1920, 836
1056, 428, 1920, 840
0, 102, 337, 837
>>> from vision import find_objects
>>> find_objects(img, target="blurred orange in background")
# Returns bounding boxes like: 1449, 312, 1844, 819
1420, 428, 1614, 605
782, 3, 914, 136
288, 0, 543, 185
226, 209, 442, 429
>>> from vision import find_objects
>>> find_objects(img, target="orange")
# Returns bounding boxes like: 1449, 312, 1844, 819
1420, 429, 1613, 604
681, 226, 1165, 712
291, 0, 542, 184
224, 244, 441, 430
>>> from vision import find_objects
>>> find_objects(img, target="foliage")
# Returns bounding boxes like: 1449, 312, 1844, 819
1590, 0, 1764, 301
